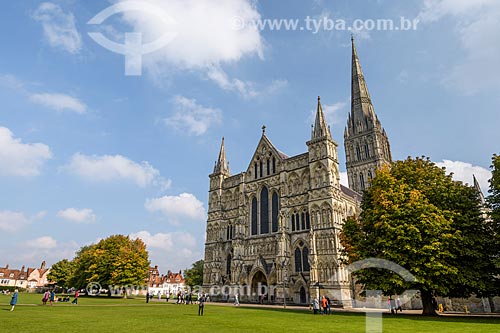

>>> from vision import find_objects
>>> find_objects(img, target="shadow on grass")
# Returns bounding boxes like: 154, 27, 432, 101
227, 304, 500, 325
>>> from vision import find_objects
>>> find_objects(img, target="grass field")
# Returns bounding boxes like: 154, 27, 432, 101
1, 293, 499, 332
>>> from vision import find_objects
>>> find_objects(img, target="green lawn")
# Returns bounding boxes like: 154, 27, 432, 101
1, 293, 499, 332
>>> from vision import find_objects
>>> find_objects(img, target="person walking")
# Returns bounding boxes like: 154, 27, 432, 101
325, 295, 331, 315
234, 293, 240, 306
198, 295, 205, 316
396, 296, 402, 313
42, 290, 49, 305
146, 292, 150, 303
321, 296, 328, 315
158, 291, 162, 301
49, 290, 56, 306
72, 290, 79, 305
10, 289, 18, 311
312, 297, 320, 314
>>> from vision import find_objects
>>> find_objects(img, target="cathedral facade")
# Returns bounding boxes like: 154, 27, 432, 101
202, 38, 392, 305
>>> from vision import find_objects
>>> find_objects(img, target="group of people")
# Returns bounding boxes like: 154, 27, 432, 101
311, 295, 332, 315
388, 296, 403, 314
42, 289, 79, 305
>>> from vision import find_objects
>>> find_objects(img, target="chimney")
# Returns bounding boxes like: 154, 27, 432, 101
41, 261, 46, 270
5, 264, 9, 269
21, 265, 25, 271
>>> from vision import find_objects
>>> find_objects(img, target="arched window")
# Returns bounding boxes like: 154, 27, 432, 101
356, 145, 362, 161
302, 247, 310, 271
226, 254, 232, 280
294, 248, 302, 272
301, 212, 306, 230
295, 213, 300, 231
306, 212, 310, 230
226, 225, 230, 240
254, 163, 258, 179
272, 157, 276, 174
260, 187, 269, 234
360, 173, 365, 191
266, 159, 270, 176
368, 170, 373, 180
271, 192, 279, 233
365, 143, 370, 158
291, 215, 295, 231
259, 161, 263, 178
251, 197, 258, 235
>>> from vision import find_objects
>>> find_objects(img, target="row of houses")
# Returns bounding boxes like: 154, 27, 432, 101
0, 261, 50, 289
147, 266, 185, 295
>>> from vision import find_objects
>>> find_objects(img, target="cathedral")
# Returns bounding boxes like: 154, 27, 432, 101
202, 38, 392, 305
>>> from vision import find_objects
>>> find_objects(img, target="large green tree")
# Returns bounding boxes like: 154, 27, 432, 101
487, 154, 500, 294
70, 235, 150, 291
184, 260, 204, 287
47, 259, 75, 288
341, 157, 494, 315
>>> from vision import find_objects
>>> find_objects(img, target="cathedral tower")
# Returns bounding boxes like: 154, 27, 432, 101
344, 37, 392, 194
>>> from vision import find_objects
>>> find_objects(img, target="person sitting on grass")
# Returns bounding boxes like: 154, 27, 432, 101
10, 289, 18, 312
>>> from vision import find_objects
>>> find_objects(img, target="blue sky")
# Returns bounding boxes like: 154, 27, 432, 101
1, 0, 499, 273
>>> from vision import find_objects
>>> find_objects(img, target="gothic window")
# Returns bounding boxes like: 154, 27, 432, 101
260, 187, 269, 234
295, 213, 300, 231
356, 145, 362, 161
294, 248, 302, 273
251, 197, 258, 235
301, 212, 306, 230
359, 173, 365, 191
365, 143, 370, 158
272, 157, 276, 174
306, 212, 310, 230
368, 170, 373, 180
302, 247, 310, 272
260, 161, 263, 178
254, 163, 258, 179
226, 254, 232, 281
267, 159, 270, 176
226, 225, 230, 240
271, 192, 279, 233
291, 215, 295, 231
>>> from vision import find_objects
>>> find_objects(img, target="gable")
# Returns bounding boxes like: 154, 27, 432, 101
245, 135, 287, 179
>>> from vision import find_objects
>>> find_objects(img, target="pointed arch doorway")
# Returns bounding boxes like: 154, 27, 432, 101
251, 271, 268, 303
299, 286, 307, 304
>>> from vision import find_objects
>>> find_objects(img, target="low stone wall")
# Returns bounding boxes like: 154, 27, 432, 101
436, 296, 500, 313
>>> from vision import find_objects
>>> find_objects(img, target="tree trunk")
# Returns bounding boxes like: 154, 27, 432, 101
421, 290, 438, 316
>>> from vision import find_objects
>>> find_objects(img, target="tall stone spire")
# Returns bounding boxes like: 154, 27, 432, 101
349, 36, 377, 134
312, 96, 331, 140
344, 37, 392, 194
473, 174, 486, 205
213, 137, 229, 175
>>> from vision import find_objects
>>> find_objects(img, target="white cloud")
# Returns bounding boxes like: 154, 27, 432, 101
339, 172, 348, 187
130, 230, 200, 271
0, 127, 52, 177
115, 0, 272, 96
145, 193, 206, 224
65, 153, 171, 189
32, 2, 82, 54
0, 211, 31, 232
25, 236, 57, 249
57, 208, 97, 224
30, 93, 87, 114
435, 159, 491, 192
164, 96, 222, 136
418, 0, 500, 94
